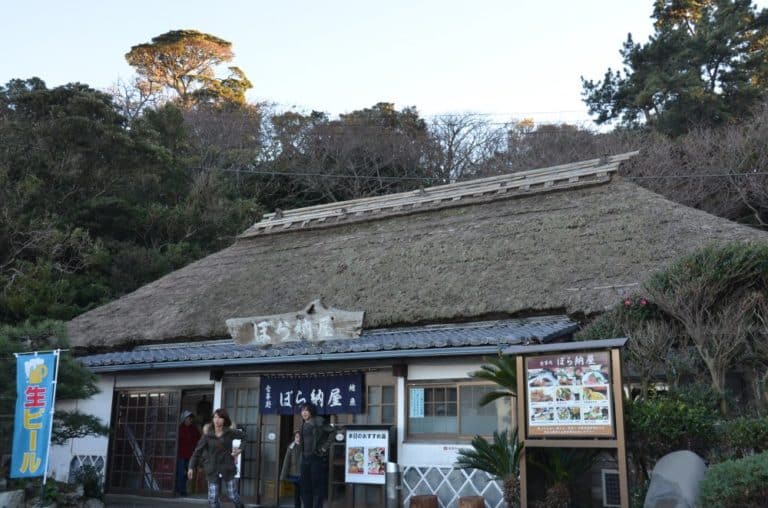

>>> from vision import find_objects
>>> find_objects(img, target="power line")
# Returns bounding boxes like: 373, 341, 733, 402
625, 172, 768, 180
211, 167, 768, 183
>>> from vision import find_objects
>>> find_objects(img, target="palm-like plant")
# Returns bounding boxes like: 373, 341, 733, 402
529, 448, 599, 508
469, 352, 517, 405
455, 428, 524, 508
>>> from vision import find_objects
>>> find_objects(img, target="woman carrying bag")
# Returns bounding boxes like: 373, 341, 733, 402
188, 408, 245, 508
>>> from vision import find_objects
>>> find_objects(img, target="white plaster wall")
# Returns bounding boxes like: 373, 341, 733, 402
407, 361, 482, 380
400, 442, 473, 467
48, 375, 115, 482
114, 370, 212, 388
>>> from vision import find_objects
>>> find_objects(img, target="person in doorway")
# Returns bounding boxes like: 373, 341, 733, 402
176, 410, 201, 497
188, 408, 245, 508
299, 402, 335, 508
279, 431, 302, 508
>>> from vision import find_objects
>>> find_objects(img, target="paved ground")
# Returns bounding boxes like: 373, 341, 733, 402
105, 494, 273, 507
105, 494, 210, 507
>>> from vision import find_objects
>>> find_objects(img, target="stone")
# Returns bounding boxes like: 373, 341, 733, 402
644, 450, 707, 508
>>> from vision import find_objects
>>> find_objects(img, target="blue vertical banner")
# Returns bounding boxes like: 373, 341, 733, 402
11, 351, 58, 478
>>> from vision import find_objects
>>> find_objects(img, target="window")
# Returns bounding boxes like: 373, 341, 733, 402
108, 390, 179, 493
337, 384, 396, 426
407, 382, 513, 439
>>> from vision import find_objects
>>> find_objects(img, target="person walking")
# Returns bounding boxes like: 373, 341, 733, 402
188, 408, 245, 508
176, 410, 201, 496
279, 431, 302, 508
299, 403, 335, 508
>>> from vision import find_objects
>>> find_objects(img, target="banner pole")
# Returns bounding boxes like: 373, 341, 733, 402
41, 349, 61, 488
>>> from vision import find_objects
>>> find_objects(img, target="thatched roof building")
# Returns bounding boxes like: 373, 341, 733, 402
68, 152, 768, 350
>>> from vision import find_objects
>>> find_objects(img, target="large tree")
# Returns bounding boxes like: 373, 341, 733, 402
582, 0, 768, 135
256, 103, 437, 208
125, 30, 252, 108
0, 79, 258, 323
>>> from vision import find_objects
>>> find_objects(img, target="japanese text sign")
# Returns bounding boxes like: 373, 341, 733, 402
345, 428, 389, 485
11, 352, 57, 478
260, 373, 363, 414
525, 350, 614, 438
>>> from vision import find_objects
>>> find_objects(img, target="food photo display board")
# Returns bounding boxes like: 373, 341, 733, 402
344, 428, 389, 485
525, 350, 614, 438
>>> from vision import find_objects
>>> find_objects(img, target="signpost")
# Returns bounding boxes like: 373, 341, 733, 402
505, 338, 629, 508
11, 350, 61, 483
344, 427, 390, 485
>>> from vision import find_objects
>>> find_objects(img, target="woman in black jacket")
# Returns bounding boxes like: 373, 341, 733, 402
188, 408, 245, 508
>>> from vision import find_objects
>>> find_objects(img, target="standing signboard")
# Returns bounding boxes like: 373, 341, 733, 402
11, 350, 60, 480
526, 350, 613, 438
505, 338, 629, 508
344, 427, 391, 485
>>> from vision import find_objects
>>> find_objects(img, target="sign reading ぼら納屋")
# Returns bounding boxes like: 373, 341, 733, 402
526, 350, 613, 438
260, 373, 364, 415
225, 299, 364, 346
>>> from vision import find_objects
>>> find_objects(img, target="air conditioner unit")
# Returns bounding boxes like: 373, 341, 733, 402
602, 469, 621, 507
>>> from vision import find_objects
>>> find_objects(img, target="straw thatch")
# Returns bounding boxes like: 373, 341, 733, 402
67, 153, 768, 349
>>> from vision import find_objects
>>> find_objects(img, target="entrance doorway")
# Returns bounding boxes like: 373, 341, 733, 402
179, 389, 214, 498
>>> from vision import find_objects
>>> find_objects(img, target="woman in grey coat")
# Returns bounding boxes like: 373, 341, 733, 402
280, 431, 302, 508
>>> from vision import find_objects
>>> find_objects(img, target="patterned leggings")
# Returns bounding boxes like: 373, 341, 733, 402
207, 477, 243, 508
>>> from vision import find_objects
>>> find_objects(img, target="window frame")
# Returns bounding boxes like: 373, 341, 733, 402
405, 379, 515, 441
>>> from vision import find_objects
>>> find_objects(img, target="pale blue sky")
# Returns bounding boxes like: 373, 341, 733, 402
0, 1, 722, 126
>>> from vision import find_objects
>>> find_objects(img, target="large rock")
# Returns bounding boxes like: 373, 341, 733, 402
644, 450, 707, 508
0, 490, 24, 508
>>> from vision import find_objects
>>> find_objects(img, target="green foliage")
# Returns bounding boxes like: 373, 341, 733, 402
528, 448, 599, 488
455, 428, 523, 480
720, 416, 768, 458
698, 451, 768, 507
624, 393, 718, 479
0, 79, 260, 324
469, 353, 517, 406
72, 464, 104, 500
582, 0, 768, 136
644, 242, 768, 412
645, 243, 768, 301
125, 30, 252, 108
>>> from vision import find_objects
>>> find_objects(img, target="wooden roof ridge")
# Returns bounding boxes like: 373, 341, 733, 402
240, 151, 639, 238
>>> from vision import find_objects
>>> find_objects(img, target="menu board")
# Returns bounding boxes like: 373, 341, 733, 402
344, 428, 389, 485
525, 351, 614, 438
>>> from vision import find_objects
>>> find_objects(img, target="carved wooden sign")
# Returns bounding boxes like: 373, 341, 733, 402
226, 300, 364, 346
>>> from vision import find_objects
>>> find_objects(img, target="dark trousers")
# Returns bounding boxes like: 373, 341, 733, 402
288, 477, 301, 508
176, 457, 190, 495
300, 454, 328, 508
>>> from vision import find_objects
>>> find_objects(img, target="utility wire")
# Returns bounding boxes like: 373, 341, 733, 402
208, 167, 768, 182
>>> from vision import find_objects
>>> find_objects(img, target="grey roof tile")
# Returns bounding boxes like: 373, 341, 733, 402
79, 316, 577, 371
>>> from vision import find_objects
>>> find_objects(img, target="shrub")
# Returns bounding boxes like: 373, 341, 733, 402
698, 451, 768, 507
720, 416, 768, 459
625, 393, 718, 480
72, 465, 104, 500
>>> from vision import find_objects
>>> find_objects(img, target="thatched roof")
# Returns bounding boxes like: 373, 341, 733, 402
67, 152, 768, 349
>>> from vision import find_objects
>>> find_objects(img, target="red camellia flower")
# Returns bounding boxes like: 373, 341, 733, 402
638, 298, 648, 306
623, 299, 632, 307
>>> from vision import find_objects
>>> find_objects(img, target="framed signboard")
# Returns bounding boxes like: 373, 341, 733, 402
506, 338, 629, 508
344, 427, 390, 485
525, 350, 614, 438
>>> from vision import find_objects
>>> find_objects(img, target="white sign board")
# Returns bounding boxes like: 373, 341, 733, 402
226, 299, 364, 345
344, 428, 389, 485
